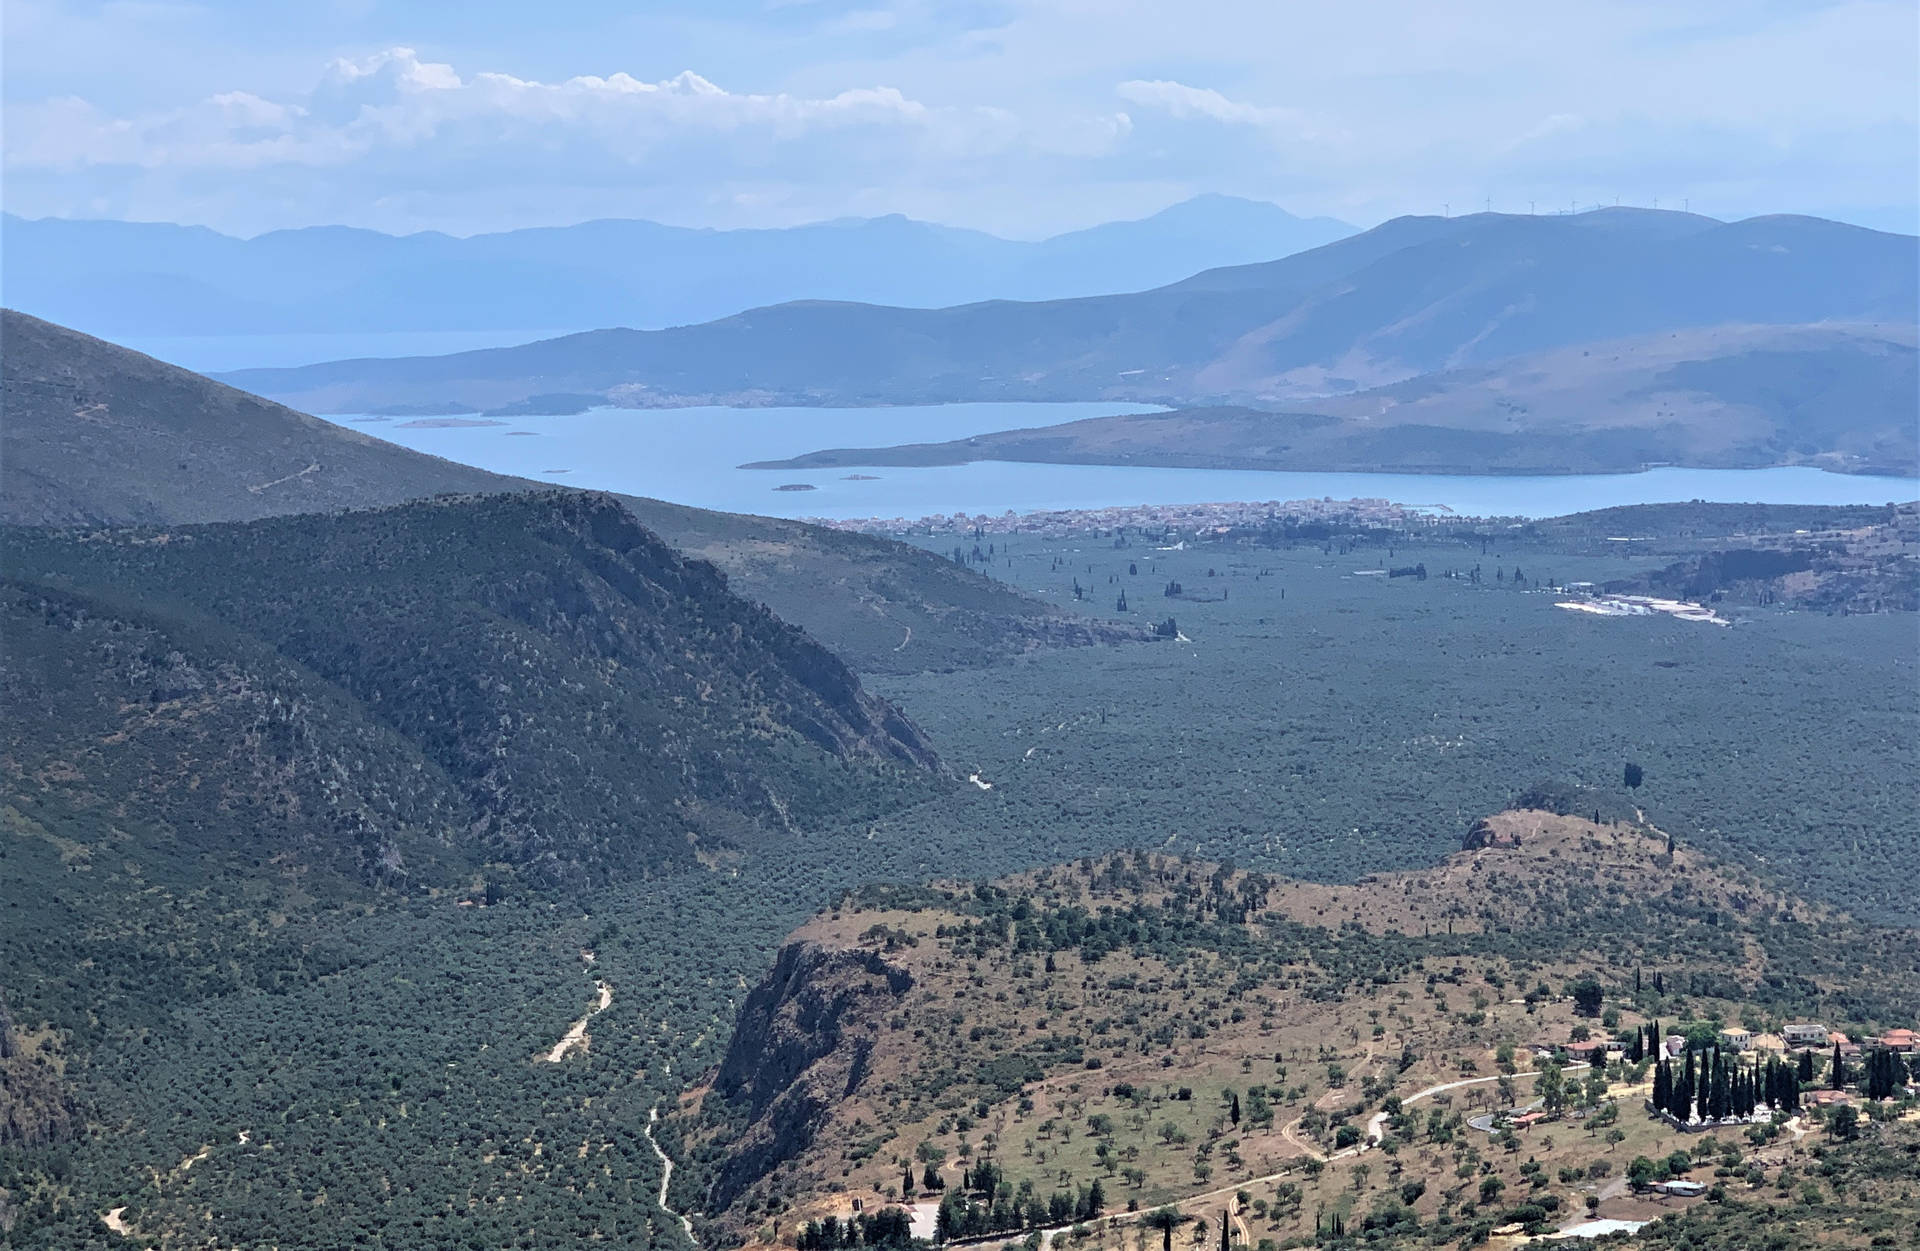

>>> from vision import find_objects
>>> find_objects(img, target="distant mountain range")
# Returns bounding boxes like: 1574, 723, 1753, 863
750, 323, 1919, 478
220, 209, 1919, 432
0, 195, 1353, 342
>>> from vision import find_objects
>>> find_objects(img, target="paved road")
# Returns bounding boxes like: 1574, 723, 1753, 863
1366, 1065, 1590, 1144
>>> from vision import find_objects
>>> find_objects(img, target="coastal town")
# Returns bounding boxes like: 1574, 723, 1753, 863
809, 497, 1443, 539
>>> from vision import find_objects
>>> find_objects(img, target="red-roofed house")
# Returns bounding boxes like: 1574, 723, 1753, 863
1878, 1029, 1917, 1054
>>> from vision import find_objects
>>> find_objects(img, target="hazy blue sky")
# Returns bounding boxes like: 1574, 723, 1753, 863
5, 0, 1915, 237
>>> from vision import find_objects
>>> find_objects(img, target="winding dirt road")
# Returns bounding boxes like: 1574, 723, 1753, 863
544, 978, 612, 1063
645, 1105, 698, 1243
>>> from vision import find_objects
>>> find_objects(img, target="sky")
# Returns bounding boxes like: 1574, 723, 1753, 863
4, 0, 1916, 238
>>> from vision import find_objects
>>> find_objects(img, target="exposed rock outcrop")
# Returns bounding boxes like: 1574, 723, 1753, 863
700, 941, 913, 1212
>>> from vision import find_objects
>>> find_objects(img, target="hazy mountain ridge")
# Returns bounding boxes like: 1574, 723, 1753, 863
217, 209, 1918, 418
750, 323, 1920, 477
0, 196, 1353, 342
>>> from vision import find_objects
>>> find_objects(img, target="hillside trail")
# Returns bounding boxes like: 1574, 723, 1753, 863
101, 1129, 257, 1240
1024, 1048, 1217, 1117
1311, 1040, 1379, 1113
1364, 1064, 1590, 1145
645, 1105, 698, 1243
247, 462, 320, 494
544, 967, 613, 1063
1232, 1061, 1601, 1220
983, 1061, 1607, 1251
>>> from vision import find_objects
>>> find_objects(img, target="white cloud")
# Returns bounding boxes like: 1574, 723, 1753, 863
1115, 80, 1340, 144
4, 46, 1118, 178
1, 1, 1913, 236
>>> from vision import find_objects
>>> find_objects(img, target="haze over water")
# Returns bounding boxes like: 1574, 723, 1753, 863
330, 402, 1919, 521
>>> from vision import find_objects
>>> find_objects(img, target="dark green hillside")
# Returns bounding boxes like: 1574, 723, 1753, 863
2, 311, 1141, 674
3, 491, 939, 886
620, 495, 1155, 674
0, 309, 522, 527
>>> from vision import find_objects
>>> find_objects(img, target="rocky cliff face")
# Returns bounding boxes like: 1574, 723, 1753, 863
699, 941, 913, 1213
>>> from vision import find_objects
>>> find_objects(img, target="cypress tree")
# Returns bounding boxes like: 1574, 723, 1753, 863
1798, 1049, 1815, 1084
1831, 1042, 1848, 1090
1865, 1049, 1905, 1101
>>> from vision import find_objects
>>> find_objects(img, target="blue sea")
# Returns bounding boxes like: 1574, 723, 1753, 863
324, 401, 1919, 522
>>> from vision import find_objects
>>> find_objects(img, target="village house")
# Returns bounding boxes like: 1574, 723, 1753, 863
1718, 1028, 1753, 1052
1829, 1031, 1864, 1059
1652, 1180, 1708, 1198
1804, 1089, 1853, 1109
1564, 1039, 1612, 1062
1878, 1028, 1917, 1054
1782, 1022, 1829, 1048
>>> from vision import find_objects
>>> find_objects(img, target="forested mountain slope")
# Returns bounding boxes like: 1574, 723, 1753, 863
2, 311, 1146, 672
221, 210, 1918, 413
618, 496, 1155, 674
2, 491, 939, 891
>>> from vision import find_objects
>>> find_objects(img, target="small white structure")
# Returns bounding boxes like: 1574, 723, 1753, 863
1719, 1028, 1753, 1052
1783, 1022, 1829, 1048
1652, 1180, 1707, 1198
1549, 1219, 1649, 1240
